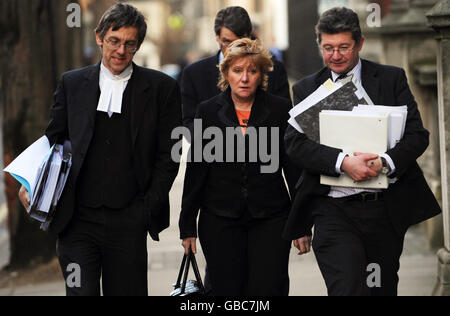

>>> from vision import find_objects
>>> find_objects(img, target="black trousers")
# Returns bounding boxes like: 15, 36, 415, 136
311, 196, 405, 296
198, 210, 291, 296
56, 198, 148, 296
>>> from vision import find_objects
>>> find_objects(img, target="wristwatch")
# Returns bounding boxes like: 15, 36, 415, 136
381, 157, 390, 175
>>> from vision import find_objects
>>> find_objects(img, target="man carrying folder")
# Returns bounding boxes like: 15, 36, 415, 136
283, 7, 441, 296
18, 4, 181, 296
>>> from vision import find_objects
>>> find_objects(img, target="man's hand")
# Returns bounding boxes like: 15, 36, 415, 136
19, 185, 31, 211
341, 153, 379, 182
367, 157, 383, 176
293, 236, 312, 256
182, 237, 197, 255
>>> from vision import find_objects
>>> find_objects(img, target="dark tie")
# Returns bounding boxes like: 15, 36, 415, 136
335, 73, 349, 82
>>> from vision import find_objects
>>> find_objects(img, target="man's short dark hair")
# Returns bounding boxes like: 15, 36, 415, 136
95, 3, 147, 46
214, 6, 252, 38
316, 7, 362, 45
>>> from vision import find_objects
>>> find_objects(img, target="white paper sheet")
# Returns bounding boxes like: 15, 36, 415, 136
3, 136, 50, 198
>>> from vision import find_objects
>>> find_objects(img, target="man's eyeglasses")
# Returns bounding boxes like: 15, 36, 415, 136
104, 37, 138, 54
321, 46, 354, 56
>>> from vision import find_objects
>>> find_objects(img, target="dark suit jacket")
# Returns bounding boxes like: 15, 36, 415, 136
179, 88, 300, 239
181, 51, 291, 132
283, 59, 441, 240
45, 62, 182, 241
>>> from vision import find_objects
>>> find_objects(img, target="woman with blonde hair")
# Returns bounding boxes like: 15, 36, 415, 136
179, 38, 299, 296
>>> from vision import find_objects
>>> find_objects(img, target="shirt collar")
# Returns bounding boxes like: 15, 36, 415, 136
100, 61, 133, 81
331, 59, 362, 83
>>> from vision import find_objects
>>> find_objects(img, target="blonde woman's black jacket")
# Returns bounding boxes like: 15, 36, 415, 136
179, 88, 300, 239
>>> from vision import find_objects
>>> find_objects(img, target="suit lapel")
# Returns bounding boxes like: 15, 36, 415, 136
77, 62, 151, 151
247, 89, 270, 128
217, 89, 270, 129
209, 52, 222, 96
80, 63, 101, 126
217, 90, 240, 127
361, 59, 381, 105
75, 63, 100, 159
129, 63, 152, 148
315, 67, 332, 88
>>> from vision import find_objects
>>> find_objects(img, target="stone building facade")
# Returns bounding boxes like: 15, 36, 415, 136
363, 0, 444, 248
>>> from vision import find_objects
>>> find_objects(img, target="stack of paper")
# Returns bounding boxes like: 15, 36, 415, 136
288, 76, 409, 189
4, 137, 72, 230
352, 105, 408, 149
318, 105, 407, 189
35, 147, 63, 218
3, 136, 51, 199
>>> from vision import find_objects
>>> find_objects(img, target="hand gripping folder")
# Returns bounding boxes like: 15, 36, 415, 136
32, 140, 72, 231
319, 111, 389, 189
4, 137, 72, 231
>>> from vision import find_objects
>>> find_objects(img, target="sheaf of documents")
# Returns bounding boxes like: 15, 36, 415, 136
320, 111, 390, 189
3, 136, 51, 199
3, 137, 72, 227
353, 105, 407, 149
34, 146, 63, 218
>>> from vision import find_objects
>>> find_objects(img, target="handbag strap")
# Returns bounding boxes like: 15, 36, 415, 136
189, 250, 205, 293
179, 248, 205, 295
181, 250, 192, 294
175, 252, 188, 289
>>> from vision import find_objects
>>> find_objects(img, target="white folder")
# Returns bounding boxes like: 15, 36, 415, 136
352, 105, 407, 149
319, 111, 389, 189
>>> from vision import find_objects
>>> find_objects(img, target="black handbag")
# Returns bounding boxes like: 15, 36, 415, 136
170, 248, 205, 296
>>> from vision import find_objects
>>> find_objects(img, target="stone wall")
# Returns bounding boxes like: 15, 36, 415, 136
362, 0, 444, 248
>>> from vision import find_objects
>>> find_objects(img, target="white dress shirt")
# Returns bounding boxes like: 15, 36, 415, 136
97, 62, 133, 118
328, 59, 396, 198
